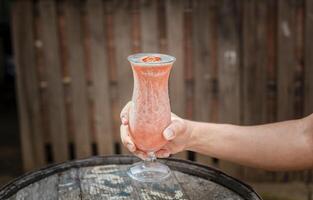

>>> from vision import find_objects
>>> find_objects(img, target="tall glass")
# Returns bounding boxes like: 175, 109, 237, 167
127, 53, 175, 182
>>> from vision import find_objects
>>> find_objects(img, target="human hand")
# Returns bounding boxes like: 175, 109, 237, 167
120, 101, 193, 159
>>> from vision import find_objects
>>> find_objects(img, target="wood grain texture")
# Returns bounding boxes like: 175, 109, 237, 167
39, 0, 69, 162
277, 0, 297, 121
217, 0, 242, 178
140, 0, 158, 52
86, 0, 114, 155
11, 0, 36, 171
64, 0, 92, 158
15, 175, 58, 199
304, 0, 313, 115
114, 0, 133, 154
57, 168, 81, 199
166, 0, 187, 160
1, 156, 262, 199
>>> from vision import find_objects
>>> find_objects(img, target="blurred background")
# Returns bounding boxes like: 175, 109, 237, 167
0, 0, 313, 199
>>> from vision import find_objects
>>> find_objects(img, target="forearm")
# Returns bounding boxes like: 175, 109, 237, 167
186, 115, 313, 171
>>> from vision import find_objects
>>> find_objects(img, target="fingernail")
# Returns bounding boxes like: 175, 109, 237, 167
121, 117, 127, 124
162, 152, 170, 158
164, 128, 174, 140
127, 143, 135, 152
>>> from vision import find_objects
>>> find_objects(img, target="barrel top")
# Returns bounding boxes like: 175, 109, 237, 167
0, 155, 261, 200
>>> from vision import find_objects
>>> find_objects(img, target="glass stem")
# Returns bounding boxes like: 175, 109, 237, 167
146, 152, 156, 162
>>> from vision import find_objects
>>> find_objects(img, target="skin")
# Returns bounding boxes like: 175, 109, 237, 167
120, 101, 313, 171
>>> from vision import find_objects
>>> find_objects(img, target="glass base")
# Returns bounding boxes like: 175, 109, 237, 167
127, 161, 171, 182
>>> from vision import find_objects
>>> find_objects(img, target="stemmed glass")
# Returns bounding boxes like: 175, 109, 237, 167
127, 53, 175, 182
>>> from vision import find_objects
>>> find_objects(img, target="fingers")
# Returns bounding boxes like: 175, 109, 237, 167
120, 124, 136, 152
163, 119, 186, 140
120, 101, 132, 125
156, 149, 170, 158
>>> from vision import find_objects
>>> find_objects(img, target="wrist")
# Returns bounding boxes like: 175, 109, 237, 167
184, 120, 201, 151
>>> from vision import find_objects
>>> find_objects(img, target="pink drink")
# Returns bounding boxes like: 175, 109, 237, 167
128, 54, 174, 152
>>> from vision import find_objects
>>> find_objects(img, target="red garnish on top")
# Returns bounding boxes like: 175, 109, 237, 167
141, 56, 161, 63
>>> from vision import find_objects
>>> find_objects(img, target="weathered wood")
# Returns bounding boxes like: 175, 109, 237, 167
39, 0, 69, 162
11, 0, 36, 171
57, 168, 81, 199
175, 171, 242, 200
277, 0, 298, 121
64, 0, 92, 158
79, 165, 137, 199
86, 0, 114, 155
304, 0, 313, 115
114, 0, 133, 154
12, 0, 45, 170
166, 0, 187, 160
141, 0, 158, 52
15, 175, 58, 200
0, 156, 261, 200
217, 0, 242, 178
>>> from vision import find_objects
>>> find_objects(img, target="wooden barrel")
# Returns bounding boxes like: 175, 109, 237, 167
0, 155, 262, 200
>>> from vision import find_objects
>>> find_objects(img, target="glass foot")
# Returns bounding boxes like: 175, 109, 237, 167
127, 161, 171, 182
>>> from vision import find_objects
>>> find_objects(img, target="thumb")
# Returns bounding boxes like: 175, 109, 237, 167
163, 119, 186, 140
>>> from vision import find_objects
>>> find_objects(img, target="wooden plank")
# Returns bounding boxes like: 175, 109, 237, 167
242, 0, 268, 181
64, 0, 92, 158
79, 165, 137, 199
157, 0, 167, 53
140, 0, 158, 52
15, 175, 58, 199
114, 0, 133, 154
193, 0, 214, 165
104, 0, 120, 152
277, 0, 297, 121
86, 0, 114, 155
11, 0, 35, 171
39, 0, 69, 163
58, 169, 81, 199
131, 0, 141, 53
166, 0, 187, 159
217, 0, 242, 178
25, 0, 45, 167
175, 171, 242, 200
304, 0, 313, 115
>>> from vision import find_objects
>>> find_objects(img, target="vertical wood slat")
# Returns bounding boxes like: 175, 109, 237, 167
12, 0, 37, 170
304, 0, 313, 115
242, 0, 268, 181
217, 0, 242, 178
114, 0, 133, 154
15, 0, 46, 168
140, 0, 158, 52
277, 0, 298, 122
104, 0, 120, 152
166, 0, 187, 159
193, 0, 212, 165
64, 0, 91, 158
39, 0, 69, 163
86, 0, 114, 155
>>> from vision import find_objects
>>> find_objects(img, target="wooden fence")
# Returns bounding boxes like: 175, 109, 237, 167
12, 0, 313, 183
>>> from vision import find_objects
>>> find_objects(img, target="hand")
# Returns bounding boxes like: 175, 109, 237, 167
120, 101, 193, 159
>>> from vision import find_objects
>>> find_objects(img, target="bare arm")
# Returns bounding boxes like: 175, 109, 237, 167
120, 102, 313, 170
187, 114, 313, 171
